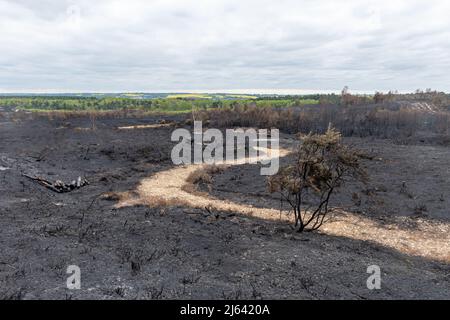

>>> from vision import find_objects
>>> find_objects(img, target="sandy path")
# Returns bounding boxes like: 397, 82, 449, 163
118, 123, 174, 130
116, 144, 450, 263
117, 146, 291, 221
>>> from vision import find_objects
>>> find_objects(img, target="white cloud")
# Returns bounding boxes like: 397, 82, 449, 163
0, 0, 449, 93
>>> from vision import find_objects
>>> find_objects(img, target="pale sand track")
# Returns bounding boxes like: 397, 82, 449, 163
116, 144, 450, 263
118, 123, 174, 130
117, 146, 290, 221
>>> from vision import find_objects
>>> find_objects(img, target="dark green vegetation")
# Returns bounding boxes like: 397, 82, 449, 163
0, 93, 321, 113
1, 90, 449, 114
0, 96, 322, 114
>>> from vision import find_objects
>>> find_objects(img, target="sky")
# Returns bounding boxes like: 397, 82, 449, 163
0, 0, 449, 93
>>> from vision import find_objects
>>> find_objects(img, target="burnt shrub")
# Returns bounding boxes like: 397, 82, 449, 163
267, 127, 367, 232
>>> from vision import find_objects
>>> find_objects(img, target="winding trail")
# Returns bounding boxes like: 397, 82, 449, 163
117, 145, 291, 221
116, 141, 450, 263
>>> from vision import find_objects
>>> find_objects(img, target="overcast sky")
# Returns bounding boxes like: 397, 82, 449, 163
0, 0, 449, 93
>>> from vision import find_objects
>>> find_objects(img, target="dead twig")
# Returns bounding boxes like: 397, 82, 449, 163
22, 174, 89, 193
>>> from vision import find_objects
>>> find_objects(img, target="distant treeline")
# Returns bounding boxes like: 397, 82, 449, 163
1, 89, 449, 112
0, 96, 319, 112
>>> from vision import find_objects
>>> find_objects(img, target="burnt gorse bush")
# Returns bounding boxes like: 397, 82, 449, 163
268, 127, 367, 232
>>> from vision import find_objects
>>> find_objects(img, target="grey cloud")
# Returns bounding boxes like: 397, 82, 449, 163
0, 0, 449, 93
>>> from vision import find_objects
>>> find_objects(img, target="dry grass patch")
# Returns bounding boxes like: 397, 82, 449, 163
184, 165, 226, 194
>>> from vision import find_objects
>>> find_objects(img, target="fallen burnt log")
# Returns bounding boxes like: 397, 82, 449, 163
23, 174, 89, 193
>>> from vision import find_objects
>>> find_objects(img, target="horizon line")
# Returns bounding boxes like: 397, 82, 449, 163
0, 88, 445, 95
